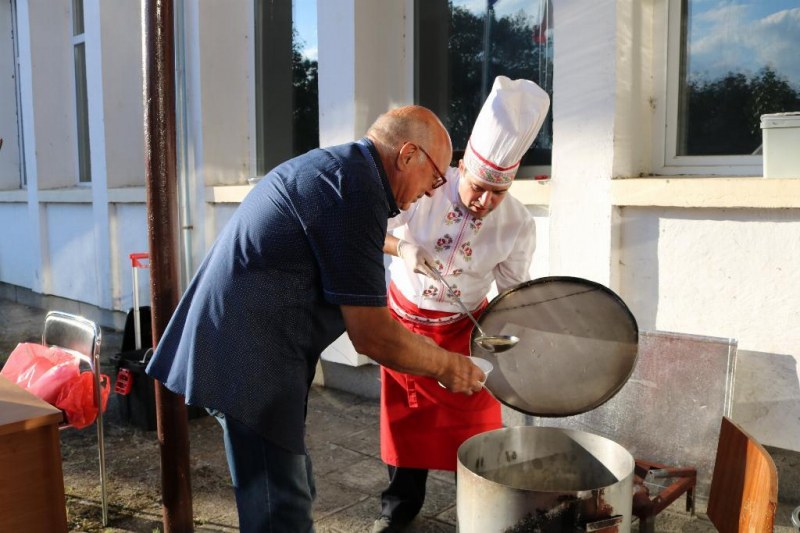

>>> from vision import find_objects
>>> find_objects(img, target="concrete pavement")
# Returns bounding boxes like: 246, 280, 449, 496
2, 297, 798, 532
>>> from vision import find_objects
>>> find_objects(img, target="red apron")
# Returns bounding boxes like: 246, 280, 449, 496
380, 282, 502, 471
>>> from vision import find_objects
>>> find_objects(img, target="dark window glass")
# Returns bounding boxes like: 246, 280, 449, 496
72, 0, 84, 36
254, 0, 319, 175
74, 42, 91, 182
677, 0, 800, 156
415, 0, 553, 167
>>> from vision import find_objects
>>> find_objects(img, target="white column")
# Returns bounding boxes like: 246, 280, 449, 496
548, 0, 617, 287
84, 0, 113, 309
317, 0, 413, 365
317, 0, 413, 147
15, 0, 48, 294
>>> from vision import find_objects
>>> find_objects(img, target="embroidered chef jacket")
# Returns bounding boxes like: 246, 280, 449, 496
388, 166, 536, 313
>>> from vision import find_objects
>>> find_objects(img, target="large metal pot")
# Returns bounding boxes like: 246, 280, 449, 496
457, 426, 634, 532
459, 277, 639, 532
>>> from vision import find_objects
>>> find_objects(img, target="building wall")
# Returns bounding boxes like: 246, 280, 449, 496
0, 0, 798, 453
618, 206, 800, 450
0, 203, 33, 288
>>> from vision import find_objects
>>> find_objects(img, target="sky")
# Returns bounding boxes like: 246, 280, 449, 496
290, 0, 545, 62
292, 0, 799, 89
687, 1, 800, 87
293, 0, 318, 61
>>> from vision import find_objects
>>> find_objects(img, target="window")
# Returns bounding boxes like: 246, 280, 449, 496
660, 0, 800, 174
254, 0, 319, 176
414, 0, 553, 171
10, 0, 26, 187
72, 0, 91, 183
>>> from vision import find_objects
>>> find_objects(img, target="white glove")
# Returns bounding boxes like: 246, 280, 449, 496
397, 240, 435, 277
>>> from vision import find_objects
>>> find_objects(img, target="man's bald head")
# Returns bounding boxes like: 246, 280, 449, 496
366, 105, 452, 165
366, 105, 453, 210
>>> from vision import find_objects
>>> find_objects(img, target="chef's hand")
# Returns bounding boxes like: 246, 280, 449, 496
397, 240, 436, 278
438, 354, 485, 395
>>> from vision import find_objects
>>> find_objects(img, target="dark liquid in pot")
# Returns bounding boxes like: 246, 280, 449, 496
477, 452, 619, 492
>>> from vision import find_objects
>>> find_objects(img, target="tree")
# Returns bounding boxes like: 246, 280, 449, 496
437, 3, 553, 164
292, 29, 319, 156
683, 66, 799, 156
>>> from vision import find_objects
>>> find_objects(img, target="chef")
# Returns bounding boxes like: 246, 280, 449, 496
372, 76, 551, 533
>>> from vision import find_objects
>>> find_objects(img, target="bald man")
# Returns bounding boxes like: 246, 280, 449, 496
147, 105, 488, 532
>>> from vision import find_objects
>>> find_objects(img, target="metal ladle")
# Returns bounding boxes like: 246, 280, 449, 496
427, 267, 519, 353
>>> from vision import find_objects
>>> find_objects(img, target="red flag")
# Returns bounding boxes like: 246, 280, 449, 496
533, 0, 552, 44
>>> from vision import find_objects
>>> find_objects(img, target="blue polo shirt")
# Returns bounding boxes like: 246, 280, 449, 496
146, 139, 398, 454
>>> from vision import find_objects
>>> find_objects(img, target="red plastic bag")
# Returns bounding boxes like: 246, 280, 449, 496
1, 342, 80, 404
55, 371, 111, 429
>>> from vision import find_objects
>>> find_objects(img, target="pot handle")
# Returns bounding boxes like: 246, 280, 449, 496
584, 515, 623, 532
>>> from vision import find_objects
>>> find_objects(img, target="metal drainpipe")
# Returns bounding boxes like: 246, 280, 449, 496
175, 0, 193, 290
142, 0, 194, 530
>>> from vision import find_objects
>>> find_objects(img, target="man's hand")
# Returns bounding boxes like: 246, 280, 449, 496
342, 306, 485, 396
436, 355, 486, 395
397, 240, 436, 277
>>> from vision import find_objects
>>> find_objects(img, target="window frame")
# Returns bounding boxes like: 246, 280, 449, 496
412, 0, 553, 180
71, 0, 91, 184
653, 0, 762, 176
10, 0, 27, 188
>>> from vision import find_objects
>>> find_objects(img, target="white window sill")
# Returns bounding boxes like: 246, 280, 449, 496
6, 179, 799, 209
38, 187, 93, 203
610, 176, 800, 208
0, 189, 27, 203
511, 176, 800, 209
108, 187, 147, 203
207, 185, 254, 204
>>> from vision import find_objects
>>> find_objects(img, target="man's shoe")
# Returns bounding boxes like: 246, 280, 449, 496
371, 515, 406, 533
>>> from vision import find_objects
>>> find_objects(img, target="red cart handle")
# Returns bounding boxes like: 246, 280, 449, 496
129, 253, 150, 269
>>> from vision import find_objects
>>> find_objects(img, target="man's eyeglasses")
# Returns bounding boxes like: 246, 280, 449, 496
415, 144, 447, 190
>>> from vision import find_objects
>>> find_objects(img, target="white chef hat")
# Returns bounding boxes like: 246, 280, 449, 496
463, 76, 550, 186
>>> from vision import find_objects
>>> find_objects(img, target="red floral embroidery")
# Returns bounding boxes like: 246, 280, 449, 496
434, 234, 453, 253
460, 241, 473, 261
422, 284, 439, 298
451, 268, 463, 277
447, 283, 462, 299
469, 218, 483, 232
444, 206, 464, 225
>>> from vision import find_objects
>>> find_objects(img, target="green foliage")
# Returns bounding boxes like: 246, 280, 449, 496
438, 4, 553, 163
291, 29, 320, 155
683, 66, 800, 156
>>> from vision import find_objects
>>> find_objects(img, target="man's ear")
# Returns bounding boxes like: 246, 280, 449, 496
396, 142, 416, 170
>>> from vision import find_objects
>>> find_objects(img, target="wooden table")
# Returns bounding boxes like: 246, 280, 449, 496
0, 375, 68, 532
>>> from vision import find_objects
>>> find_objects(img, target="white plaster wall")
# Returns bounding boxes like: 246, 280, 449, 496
99, 0, 145, 188
318, 0, 413, 148
618, 206, 800, 450
209, 203, 239, 238
316, 0, 413, 366
549, 0, 616, 286
110, 203, 150, 312
317, 1, 356, 147
0, 204, 33, 288
26, 0, 76, 188
353, 1, 411, 132
44, 203, 99, 305
611, 0, 654, 179
529, 206, 551, 280
196, 1, 250, 186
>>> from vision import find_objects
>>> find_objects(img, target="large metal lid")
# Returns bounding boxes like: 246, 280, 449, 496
472, 276, 638, 417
